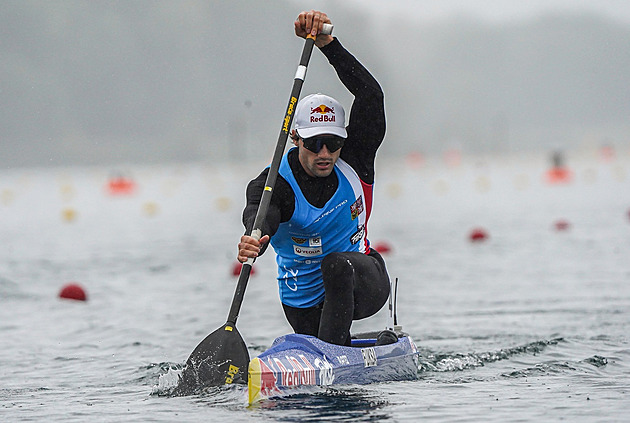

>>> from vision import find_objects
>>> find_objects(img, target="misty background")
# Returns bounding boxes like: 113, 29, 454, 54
2, 0, 629, 168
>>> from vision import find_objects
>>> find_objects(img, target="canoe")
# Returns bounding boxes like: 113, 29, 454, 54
248, 330, 419, 404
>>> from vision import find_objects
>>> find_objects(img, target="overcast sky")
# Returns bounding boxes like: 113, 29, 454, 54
329, 0, 630, 23
2, 1, 629, 167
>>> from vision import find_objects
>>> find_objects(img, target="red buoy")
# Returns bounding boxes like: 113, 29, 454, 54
405, 151, 424, 169
600, 145, 615, 161
554, 219, 571, 231
59, 283, 87, 302
106, 174, 136, 196
444, 149, 462, 167
372, 241, 393, 255
232, 261, 255, 277
469, 228, 488, 242
545, 167, 573, 184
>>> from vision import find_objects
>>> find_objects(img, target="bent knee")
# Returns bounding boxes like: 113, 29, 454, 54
322, 252, 354, 275
321, 252, 354, 282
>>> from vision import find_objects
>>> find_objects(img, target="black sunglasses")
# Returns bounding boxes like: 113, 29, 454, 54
301, 135, 345, 153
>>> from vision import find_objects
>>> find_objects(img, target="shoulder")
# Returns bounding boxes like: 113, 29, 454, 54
339, 140, 378, 184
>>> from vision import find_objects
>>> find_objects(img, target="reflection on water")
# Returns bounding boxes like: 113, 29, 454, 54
249, 388, 392, 422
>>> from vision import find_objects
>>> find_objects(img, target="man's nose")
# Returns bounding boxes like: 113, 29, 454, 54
317, 144, 332, 157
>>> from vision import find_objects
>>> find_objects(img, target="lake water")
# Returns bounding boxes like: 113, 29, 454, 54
1, 148, 629, 422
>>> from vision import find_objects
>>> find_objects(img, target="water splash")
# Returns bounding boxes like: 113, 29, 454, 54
583, 355, 608, 367
502, 361, 578, 378
150, 362, 184, 396
419, 337, 564, 372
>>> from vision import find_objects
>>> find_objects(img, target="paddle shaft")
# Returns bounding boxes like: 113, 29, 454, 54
227, 24, 333, 326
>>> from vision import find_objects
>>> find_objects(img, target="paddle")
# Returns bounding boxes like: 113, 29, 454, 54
175, 23, 334, 395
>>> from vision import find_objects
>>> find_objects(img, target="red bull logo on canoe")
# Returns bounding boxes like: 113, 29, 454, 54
262, 354, 333, 388
268, 355, 317, 387
310, 104, 336, 123
257, 359, 281, 397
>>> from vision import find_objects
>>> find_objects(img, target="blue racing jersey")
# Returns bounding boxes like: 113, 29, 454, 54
270, 148, 373, 308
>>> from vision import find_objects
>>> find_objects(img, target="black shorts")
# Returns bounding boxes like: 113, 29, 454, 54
282, 249, 390, 345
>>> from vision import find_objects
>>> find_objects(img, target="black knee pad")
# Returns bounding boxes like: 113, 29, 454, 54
321, 252, 354, 282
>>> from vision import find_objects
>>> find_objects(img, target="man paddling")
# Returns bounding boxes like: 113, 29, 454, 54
238, 10, 390, 346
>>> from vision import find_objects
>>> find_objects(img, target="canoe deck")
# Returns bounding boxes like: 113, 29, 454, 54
248, 331, 419, 403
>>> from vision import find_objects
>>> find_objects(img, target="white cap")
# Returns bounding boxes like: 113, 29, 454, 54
294, 93, 347, 139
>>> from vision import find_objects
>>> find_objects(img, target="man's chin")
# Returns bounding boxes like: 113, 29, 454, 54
314, 167, 334, 177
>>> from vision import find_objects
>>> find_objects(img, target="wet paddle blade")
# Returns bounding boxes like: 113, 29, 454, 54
175, 323, 249, 395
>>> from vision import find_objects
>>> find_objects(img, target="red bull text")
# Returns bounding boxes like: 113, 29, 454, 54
310, 104, 336, 123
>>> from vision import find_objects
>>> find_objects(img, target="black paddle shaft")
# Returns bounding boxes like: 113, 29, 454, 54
227, 25, 332, 326
176, 25, 334, 394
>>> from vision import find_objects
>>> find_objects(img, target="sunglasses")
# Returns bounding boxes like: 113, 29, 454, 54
301, 135, 345, 153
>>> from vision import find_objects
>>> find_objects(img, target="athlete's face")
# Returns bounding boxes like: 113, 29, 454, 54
298, 135, 342, 177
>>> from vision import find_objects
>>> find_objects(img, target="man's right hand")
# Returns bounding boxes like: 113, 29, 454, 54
237, 234, 270, 263
294, 10, 334, 48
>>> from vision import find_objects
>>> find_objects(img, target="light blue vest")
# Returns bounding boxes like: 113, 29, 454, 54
270, 148, 372, 308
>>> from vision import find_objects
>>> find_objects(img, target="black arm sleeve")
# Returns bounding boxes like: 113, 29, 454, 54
242, 169, 295, 255
320, 38, 386, 184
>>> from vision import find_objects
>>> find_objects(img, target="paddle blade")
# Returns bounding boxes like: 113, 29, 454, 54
175, 323, 250, 395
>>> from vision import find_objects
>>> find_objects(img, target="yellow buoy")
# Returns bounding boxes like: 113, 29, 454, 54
1, 189, 14, 206
215, 197, 232, 212
60, 184, 75, 201
143, 202, 159, 217
386, 183, 402, 199
62, 208, 77, 223
613, 166, 626, 182
475, 176, 491, 193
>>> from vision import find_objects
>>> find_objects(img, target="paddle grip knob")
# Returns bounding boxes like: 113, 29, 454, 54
321, 23, 333, 35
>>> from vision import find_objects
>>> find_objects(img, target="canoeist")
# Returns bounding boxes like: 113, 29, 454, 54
237, 10, 390, 346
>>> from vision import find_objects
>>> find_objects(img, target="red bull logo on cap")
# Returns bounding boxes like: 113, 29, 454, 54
310, 104, 336, 123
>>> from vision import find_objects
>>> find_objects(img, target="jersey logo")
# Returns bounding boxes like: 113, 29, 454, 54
350, 196, 364, 220
309, 237, 321, 247
350, 224, 365, 245
293, 245, 323, 257
282, 266, 299, 291
291, 236, 307, 244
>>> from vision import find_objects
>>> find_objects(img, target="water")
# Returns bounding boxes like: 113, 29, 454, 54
1, 149, 629, 422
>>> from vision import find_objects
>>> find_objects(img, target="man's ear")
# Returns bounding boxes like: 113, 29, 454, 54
290, 129, 299, 146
